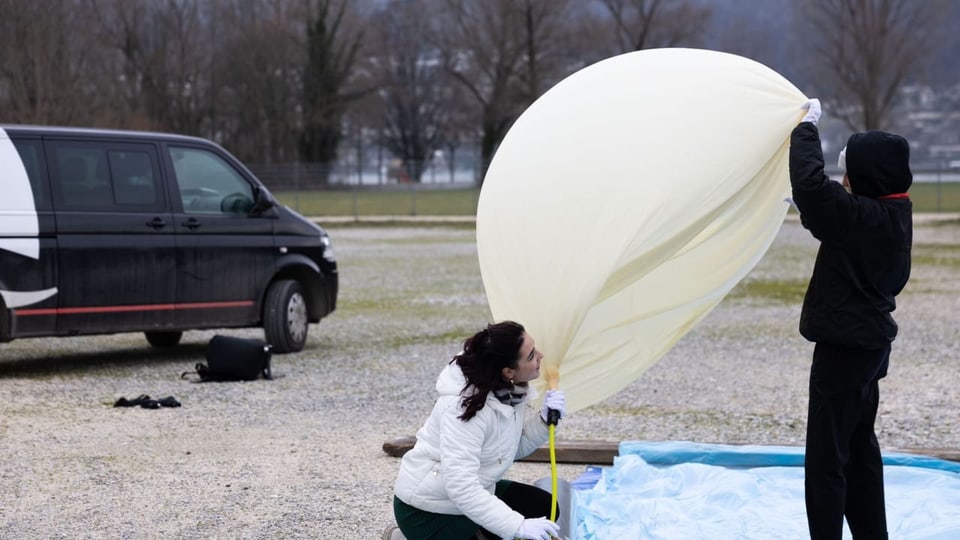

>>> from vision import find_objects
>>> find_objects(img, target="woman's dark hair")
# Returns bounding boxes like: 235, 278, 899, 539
453, 321, 525, 421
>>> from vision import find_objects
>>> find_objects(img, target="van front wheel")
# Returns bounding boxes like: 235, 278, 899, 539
264, 280, 309, 353
145, 331, 183, 347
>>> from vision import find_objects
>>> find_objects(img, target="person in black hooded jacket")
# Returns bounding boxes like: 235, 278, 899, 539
789, 98, 912, 540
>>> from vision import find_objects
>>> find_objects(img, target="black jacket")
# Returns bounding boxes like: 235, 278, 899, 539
789, 122, 912, 349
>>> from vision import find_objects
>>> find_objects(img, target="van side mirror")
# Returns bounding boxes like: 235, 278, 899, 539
251, 186, 276, 214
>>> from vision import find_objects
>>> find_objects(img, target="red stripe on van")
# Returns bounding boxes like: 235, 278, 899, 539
14, 300, 255, 316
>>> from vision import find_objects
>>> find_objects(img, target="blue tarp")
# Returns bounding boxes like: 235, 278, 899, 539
570, 441, 960, 540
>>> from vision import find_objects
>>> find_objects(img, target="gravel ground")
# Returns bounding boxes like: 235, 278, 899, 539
0, 216, 958, 539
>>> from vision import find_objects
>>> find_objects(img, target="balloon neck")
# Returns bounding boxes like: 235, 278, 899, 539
544, 368, 560, 390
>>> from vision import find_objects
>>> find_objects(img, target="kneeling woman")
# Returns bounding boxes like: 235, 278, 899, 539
391, 321, 566, 540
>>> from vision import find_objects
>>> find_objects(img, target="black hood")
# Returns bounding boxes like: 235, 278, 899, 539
845, 130, 912, 198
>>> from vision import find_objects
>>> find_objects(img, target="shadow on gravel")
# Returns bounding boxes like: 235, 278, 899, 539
0, 343, 208, 379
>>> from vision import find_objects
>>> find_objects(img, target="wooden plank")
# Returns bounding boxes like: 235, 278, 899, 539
383, 438, 633, 465
520, 439, 618, 464
382, 437, 418, 458
889, 447, 960, 463
383, 437, 960, 465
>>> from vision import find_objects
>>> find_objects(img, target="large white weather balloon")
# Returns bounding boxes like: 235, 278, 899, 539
477, 48, 807, 413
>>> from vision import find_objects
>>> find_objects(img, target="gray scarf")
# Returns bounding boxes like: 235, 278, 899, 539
492, 383, 528, 407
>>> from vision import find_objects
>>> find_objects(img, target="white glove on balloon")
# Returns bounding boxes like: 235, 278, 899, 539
515, 517, 560, 540
539, 389, 567, 422
801, 98, 821, 125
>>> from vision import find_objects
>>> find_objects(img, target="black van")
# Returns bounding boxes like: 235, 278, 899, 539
0, 125, 337, 353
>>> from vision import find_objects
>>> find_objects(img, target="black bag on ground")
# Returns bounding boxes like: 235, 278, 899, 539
182, 335, 273, 381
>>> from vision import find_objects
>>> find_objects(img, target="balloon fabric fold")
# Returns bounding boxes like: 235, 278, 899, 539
477, 49, 808, 413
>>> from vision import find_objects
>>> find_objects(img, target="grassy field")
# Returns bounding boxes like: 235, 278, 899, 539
275, 182, 960, 217
910, 181, 960, 212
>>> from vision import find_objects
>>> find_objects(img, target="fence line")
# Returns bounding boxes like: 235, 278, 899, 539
247, 158, 482, 192
248, 161, 960, 217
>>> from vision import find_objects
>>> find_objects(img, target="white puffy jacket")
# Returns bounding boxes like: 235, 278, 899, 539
393, 362, 550, 539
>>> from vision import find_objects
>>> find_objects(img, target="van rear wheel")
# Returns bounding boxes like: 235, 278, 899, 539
264, 280, 308, 353
145, 331, 183, 347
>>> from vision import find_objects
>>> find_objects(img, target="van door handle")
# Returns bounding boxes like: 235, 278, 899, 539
182, 218, 201, 230
146, 217, 167, 230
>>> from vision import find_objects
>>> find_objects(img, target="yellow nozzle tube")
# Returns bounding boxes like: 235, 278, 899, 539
544, 367, 560, 527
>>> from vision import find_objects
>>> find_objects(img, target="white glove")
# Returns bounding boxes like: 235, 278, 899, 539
514, 517, 560, 540
801, 98, 821, 125
539, 389, 567, 423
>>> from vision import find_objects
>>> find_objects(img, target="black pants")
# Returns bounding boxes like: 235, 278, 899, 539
477, 481, 556, 539
805, 342, 890, 540
394, 480, 556, 539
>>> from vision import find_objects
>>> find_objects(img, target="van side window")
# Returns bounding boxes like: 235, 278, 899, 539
12, 140, 50, 210
168, 147, 254, 215
53, 147, 112, 208
108, 150, 157, 206
48, 143, 162, 211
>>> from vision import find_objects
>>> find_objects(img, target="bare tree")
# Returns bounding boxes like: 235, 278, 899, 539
435, 80, 478, 183
298, 0, 371, 184
798, 0, 950, 131
213, 0, 305, 164
704, 0, 794, 82
431, 0, 576, 181
515, 0, 577, 102
597, 0, 712, 54
93, 0, 215, 134
0, 0, 103, 125
371, 0, 460, 182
